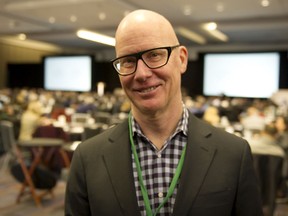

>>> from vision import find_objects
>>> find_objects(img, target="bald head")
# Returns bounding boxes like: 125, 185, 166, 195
115, 10, 179, 54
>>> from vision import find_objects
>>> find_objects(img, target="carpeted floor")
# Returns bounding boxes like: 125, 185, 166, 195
0, 170, 65, 216
0, 169, 288, 216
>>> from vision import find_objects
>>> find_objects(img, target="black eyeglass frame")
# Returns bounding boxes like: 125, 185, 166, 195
111, 45, 181, 76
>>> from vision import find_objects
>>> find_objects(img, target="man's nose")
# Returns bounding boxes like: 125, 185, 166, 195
134, 59, 152, 81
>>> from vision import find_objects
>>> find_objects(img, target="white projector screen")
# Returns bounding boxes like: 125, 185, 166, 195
203, 52, 280, 98
44, 55, 93, 92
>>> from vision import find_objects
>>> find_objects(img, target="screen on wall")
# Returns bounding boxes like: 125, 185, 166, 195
203, 52, 280, 98
43, 55, 93, 92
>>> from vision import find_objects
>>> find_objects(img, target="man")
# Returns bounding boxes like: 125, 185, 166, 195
65, 10, 263, 215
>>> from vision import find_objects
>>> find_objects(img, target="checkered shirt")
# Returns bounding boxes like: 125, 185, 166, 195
131, 107, 189, 216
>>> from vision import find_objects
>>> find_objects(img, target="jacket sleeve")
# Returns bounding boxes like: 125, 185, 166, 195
234, 141, 263, 216
65, 146, 91, 216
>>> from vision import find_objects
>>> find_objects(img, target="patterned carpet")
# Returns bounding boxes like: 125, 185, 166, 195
0, 170, 65, 216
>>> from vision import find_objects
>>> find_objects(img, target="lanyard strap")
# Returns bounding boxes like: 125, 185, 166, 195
128, 114, 187, 216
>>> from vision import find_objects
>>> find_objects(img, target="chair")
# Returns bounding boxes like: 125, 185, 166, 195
0, 121, 59, 207
81, 124, 107, 141
93, 111, 112, 125
0, 121, 18, 171
253, 154, 284, 216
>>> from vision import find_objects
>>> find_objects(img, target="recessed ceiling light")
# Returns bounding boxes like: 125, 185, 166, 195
204, 22, 218, 31
99, 12, 106, 21
70, 15, 77, 22
202, 22, 228, 42
216, 2, 225, 12
261, 0, 270, 7
183, 5, 193, 16
49, 16, 56, 23
18, 33, 26, 40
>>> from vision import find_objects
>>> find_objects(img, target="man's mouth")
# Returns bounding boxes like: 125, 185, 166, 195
138, 86, 158, 93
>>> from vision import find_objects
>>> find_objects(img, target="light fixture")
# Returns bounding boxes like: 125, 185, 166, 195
216, 2, 225, 12
261, 0, 270, 7
76, 29, 115, 46
49, 16, 56, 24
98, 12, 106, 21
183, 5, 193, 16
208, 30, 228, 42
205, 22, 217, 31
202, 22, 229, 42
70, 15, 77, 22
18, 33, 26, 40
176, 27, 206, 45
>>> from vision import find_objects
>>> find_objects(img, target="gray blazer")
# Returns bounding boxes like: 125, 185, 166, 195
65, 113, 263, 216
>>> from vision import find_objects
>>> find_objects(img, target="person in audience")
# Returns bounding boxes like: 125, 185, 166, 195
275, 115, 288, 153
65, 9, 263, 215
202, 105, 220, 126
18, 100, 44, 141
249, 123, 286, 158
240, 105, 266, 133
274, 115, 288, 196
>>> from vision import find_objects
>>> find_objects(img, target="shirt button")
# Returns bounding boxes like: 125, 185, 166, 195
158, 192, 164, 198
157, 153, 161, 158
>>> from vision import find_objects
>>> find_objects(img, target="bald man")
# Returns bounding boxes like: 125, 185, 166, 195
65, 10, 263, 216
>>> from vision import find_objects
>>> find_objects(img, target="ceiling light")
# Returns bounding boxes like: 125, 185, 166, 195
76, 29, 115, 46
70, 15, 77, 22
204, 22, 217, 31
18, 33, 26, 40
261, 0, 270, 7
202, 22, 228, 42
49, 16, 56, 24
176, 27, 206, 45
99, 12, 106, 21
208, 30, 228, 42
124, 10, 131, 16
216, 2, 225, 12
183, 5, 193, 16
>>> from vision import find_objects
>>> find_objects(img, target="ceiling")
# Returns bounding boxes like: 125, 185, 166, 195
0, 0, 288, 55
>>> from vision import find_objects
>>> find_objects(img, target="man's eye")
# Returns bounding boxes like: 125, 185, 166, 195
146, 50, 165, 61
121, 57, 135, 68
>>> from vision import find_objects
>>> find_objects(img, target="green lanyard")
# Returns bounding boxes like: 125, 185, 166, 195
128, 114, 187, 216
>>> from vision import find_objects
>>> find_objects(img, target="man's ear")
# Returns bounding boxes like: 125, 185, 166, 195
179, 46, 188, 74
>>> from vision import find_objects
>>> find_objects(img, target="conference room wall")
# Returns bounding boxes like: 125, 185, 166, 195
0, 41, 60, 89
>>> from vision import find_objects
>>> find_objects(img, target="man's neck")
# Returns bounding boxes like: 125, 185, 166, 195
132, 102, 184, 150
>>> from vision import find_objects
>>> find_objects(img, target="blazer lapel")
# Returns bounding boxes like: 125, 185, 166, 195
173, 115, 216, 215
102, 121, 141, 216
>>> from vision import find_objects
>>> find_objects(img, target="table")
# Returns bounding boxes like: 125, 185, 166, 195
15, 138, 70, 207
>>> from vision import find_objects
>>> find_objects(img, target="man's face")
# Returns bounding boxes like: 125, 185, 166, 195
116, 40, 186, 115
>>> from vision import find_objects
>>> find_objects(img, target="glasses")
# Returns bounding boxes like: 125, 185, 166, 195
111, 45, 180, 76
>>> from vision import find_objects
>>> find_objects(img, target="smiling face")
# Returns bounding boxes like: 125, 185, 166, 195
115, 10, 188, 116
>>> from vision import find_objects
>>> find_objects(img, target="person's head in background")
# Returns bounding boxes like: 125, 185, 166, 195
275, 115, 288, 133
113, 10, 188, 119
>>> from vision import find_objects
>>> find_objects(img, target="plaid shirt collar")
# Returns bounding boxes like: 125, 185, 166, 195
130, 105, 189, 149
